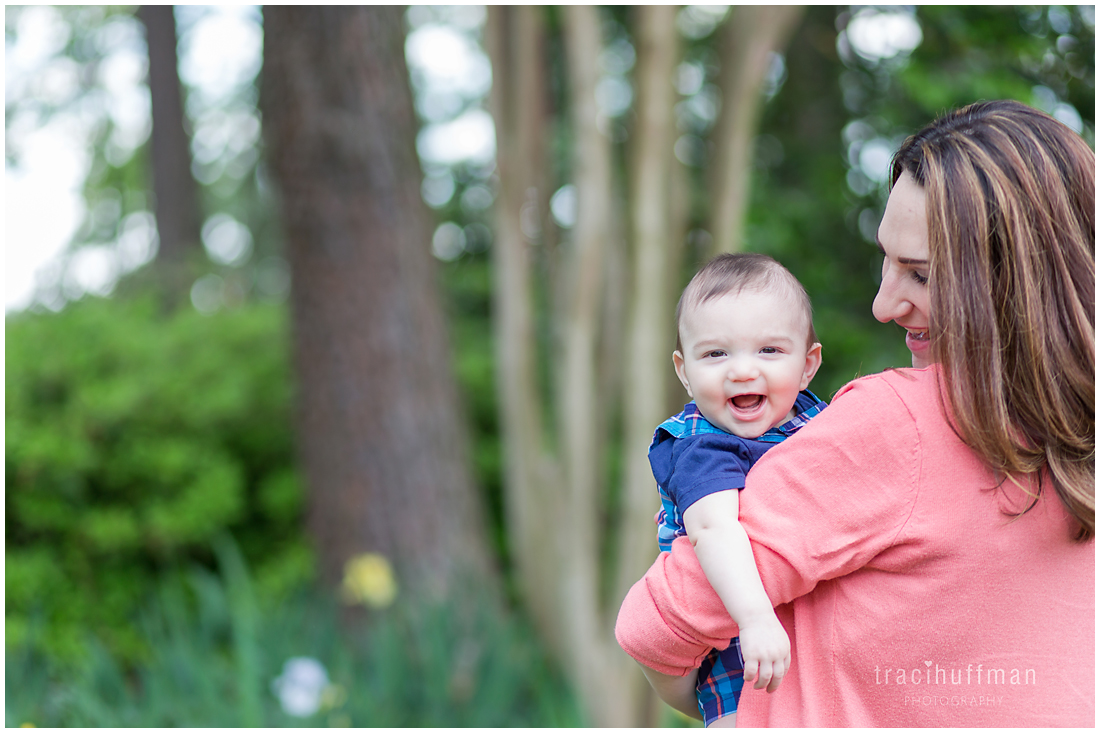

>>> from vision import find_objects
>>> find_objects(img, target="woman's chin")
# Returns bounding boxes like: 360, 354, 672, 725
910, 353, 933, 369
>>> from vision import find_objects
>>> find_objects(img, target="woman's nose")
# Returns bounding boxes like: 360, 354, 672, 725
872, 270, 910, 324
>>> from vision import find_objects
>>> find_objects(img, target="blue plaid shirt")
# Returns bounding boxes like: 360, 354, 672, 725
651, 390, 826, 552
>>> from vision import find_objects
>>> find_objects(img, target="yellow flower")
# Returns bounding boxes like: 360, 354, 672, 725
341, 553, 398, 608
21, 724, 36, 728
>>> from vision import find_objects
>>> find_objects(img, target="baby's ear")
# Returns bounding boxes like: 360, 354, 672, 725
673, 351, 692, 397
801, 343, 823, 389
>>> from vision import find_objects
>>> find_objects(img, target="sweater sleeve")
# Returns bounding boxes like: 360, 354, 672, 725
615, 372, 922, 673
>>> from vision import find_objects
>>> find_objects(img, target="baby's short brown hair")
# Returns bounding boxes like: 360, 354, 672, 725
676, 253, 817, 352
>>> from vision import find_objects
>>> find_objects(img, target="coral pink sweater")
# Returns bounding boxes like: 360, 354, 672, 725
616, 368, 1094, 727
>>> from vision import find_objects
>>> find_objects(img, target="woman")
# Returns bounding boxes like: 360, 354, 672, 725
615, 100, 1094, 727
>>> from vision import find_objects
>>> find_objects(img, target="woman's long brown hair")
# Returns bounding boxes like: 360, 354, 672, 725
892, 100, 1095, 542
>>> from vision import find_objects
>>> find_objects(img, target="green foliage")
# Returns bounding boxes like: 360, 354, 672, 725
900, 6, 1093, 135
745, 5, 1094, 398
6, 540, 584, 727
6, 296, 311, 665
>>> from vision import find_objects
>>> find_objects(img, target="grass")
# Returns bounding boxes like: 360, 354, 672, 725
6, 539, 584, 727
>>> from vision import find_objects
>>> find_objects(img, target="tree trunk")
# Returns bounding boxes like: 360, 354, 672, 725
617, 1, 680, 635
709, 5, 804, 255
554, 6, 627, 726
138, 5, 203, 301
261, 6, 495, 603
487, 6, 674, 725
485, 5, 563, 651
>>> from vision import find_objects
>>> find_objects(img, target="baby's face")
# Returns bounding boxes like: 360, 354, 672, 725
674, 288, 821, 439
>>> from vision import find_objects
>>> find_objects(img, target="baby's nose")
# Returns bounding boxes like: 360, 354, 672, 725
726, 356, 758, 380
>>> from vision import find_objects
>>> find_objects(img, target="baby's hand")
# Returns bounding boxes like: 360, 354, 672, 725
737, 615, 791, 693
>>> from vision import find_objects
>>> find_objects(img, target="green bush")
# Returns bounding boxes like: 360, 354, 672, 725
6, 296, 313, 665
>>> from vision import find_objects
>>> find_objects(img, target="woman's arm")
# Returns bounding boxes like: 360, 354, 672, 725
615, 535, 738, 675
616, 373, 921, 673
635, 663, 704, 721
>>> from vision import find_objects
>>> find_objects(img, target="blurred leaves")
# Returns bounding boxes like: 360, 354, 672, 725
6, 6, 281, 311
6, 546, 584, 727
6, 296, 311, 663
843, 6, 1094, 141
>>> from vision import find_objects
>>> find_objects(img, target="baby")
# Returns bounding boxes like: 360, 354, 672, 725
629, 253, 825, 727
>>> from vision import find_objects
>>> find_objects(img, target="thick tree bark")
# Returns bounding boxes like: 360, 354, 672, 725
709, 5, 804, 255
138, 5, 203, 300
261, 6, 495, 601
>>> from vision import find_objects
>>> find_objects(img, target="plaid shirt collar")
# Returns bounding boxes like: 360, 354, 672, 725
758, 389, 827, 442
658, 390, 826, 444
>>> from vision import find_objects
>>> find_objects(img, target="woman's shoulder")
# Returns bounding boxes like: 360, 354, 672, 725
832, 366, 941, 415
793, 366, 948, 452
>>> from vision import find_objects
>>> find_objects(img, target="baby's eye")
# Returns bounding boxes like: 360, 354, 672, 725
704, 350, 726, 358
760, 347, 780, 355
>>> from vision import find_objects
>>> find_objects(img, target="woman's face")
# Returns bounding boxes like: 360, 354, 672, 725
872, 172, 933, 368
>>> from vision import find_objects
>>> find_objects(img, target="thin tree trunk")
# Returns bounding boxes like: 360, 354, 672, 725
709, 5, 804, 255
138, 5, 203, 301
261, 6, 495, 602
617, 2, 680, 624
555, 5, 621, 726
612, 6, 684, 724
489, 6, 655, 724
485, 5, 564, 653
665, 140, 693, 416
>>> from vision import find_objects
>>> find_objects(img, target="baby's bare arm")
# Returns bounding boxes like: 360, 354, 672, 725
683, 490, 790, 692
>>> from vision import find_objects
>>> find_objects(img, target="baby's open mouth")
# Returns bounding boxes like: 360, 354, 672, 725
730, 394, 764, 410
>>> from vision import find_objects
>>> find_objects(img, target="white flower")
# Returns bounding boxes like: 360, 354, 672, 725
271, 657, 330, 718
